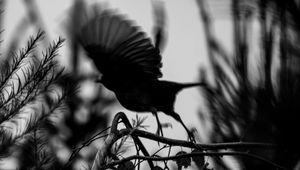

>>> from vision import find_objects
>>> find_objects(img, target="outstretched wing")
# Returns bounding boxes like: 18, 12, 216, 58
79, 11, 163, 83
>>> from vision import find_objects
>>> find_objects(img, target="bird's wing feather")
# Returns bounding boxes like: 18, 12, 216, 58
79, 10, 163, 81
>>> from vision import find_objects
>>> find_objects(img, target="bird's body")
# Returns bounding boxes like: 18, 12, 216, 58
78, 9, 205, 141
114, 80, 201, 113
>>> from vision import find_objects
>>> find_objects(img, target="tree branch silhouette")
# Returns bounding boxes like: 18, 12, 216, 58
90, 112, 284, 170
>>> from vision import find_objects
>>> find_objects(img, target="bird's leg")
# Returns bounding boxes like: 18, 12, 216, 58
170, 111, 196, 143
150, 107, 164, 137
155, 113, 164, 137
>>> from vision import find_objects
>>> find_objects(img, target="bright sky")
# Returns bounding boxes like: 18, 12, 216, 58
1, 0, 234, 169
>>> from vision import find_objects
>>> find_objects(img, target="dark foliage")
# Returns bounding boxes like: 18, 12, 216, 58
18, 129, 59, 170
0, 30, 71, 169
198, 0, 300, 169
174, 151, 191, 169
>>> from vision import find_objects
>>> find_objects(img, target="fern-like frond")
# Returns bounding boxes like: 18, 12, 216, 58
0, 32, 69, 164
0, 128, 14, 158
131, 114, 149, 130
18, 128, 58, 170
0, 81, 72, 158
0, 35, 64, 124
0, 30, 44, 92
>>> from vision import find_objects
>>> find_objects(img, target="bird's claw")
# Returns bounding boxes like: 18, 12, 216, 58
156, 123, 164, 137
155, 123, 164, 146
187, 131, 196, 143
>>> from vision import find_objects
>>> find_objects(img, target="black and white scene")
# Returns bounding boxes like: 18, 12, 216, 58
0, 0, 299, 169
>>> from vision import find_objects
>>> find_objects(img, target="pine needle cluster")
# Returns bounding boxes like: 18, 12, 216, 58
0, 31, 70, 169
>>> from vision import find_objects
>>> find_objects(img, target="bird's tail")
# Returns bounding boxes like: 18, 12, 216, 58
179, 82, 214, 94
180, 82, 207, 89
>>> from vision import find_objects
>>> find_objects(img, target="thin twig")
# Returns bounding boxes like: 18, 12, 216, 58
118, 128, 278, 150
63, 127, 111, 169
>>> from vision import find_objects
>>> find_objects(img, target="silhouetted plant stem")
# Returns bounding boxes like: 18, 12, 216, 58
0, 0, 4, 47
68, 0, 85, 75
23, 0, 50, 47
196, 0, 216, 82
151, 0, 167, 52
232, 0, 247, 84
4, 0, 49, 61
196, 0, 231, 70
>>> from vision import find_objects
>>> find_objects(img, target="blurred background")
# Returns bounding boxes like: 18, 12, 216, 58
0, 0, 214, 169
1, 0, 300, 169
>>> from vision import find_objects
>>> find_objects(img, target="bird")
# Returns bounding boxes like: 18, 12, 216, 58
78, 9, 206, 142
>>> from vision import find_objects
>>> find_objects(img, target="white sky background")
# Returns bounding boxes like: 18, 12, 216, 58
0, 0, 236, 169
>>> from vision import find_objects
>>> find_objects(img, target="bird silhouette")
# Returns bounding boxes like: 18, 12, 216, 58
78, 10, 206, 142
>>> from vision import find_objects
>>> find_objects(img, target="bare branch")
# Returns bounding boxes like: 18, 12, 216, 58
91, 112, 282, 170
